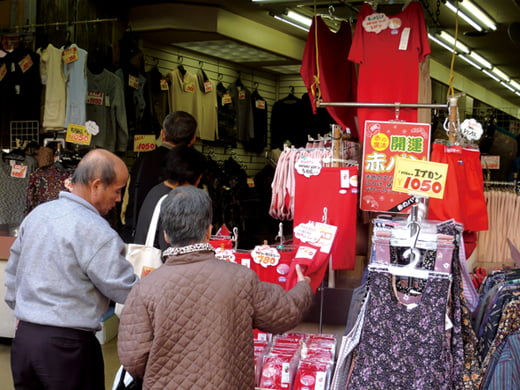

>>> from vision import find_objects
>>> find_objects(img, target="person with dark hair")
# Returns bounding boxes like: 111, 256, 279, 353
4, 148, 138, 390
118, 186, 313, 390
134, 144, 207, 250
121, 111, 198, 242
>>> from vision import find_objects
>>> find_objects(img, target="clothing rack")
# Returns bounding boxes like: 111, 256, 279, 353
317, 96, 462, 143
0, 18, 118, 33
316, 101, 448, 109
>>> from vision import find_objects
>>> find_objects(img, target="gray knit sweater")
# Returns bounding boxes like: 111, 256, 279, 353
4, 191, 138, 331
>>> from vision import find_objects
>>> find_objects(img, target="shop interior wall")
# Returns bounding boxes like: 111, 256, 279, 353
142, 41, 308, 178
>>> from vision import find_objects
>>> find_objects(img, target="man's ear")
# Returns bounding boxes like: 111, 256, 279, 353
90, 178, 103, 192
160, 129, 166, 142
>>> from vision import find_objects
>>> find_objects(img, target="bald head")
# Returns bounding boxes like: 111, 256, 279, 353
70, 149, 129, 215
71, 149, 127, 187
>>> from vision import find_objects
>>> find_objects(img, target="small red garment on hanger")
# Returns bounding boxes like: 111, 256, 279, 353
293, 167, 358, 270
300, 16, 357, 137
285, 243, 331, 293
249, 247, 296, 288
428, 143, 488, 231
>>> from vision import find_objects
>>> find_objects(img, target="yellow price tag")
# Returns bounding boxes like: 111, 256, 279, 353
65, 124, 91, 146
392, 157, 448, 199
134, 134, 156, 152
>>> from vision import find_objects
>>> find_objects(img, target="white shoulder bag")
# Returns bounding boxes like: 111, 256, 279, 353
115, 194, 167, 317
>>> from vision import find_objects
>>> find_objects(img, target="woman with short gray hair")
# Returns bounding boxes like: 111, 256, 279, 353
160, 186, 213, 247
118, 185, 313, 390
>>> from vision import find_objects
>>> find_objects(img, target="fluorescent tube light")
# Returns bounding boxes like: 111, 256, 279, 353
500, 82, 516, 93
510, 80, 520, 90
438, 30, 470, 54
428, 33, 456, 53
483, 69, 501, 82
468, 51, 492, 70
491, 67, 510, 82
444, 1, 483, 32
285, 10, 312, 28
458, 54, 482, 70
272, 14, 310, 32
459, 0, 497, 31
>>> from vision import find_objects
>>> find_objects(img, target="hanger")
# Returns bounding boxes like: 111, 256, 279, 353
177, 56, 186, 76
63, 30, 72, 49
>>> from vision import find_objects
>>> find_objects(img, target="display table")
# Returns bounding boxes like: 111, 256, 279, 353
0, 236, 17, 338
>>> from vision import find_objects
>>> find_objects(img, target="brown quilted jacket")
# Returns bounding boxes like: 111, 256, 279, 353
118, 250, 314, 389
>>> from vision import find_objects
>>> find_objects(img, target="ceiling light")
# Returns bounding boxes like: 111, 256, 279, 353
428, 33, 456, 52
510, 80, 520, 90
458, 54, 482, 70
458, 0, 497, 31
444, 1, 496, 32
483, 69, 501, 82
285, 10, 312, 28
444, 1, 483, 31
468, 51, 492, 70
437, 30, 470, 54
500, 81, 516, 93
491, 67, 511, 82
271, 9, 312, 31
272, 13, 310, 31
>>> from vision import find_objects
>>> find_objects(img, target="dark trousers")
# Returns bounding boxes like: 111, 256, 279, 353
11, 321, 105, 390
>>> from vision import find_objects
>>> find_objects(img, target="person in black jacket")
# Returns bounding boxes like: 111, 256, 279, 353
121, 111, 197, 242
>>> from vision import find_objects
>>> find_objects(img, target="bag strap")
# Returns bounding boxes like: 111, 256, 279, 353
145, 194, 168, 247
117, 367, 127, 389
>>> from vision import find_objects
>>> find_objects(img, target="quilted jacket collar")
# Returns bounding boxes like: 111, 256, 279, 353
163, 250, 215, 265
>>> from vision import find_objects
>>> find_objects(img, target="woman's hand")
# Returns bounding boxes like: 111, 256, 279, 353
295, 264, 311, 284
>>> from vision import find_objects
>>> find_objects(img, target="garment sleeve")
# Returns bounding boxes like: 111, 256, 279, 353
251, 278, 314, 335
118, 283, 153, 379
113, 75, 129, 152
412, 2, 431, 62
83, 235, 138, 304
348, 3, 370, 64
4, 234, 22, 310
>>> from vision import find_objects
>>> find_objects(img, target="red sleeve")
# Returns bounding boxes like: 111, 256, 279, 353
348, 3, 372, 64
412, 1, 431, 62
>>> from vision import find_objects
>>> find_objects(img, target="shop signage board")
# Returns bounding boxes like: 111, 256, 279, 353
392, 158, 448, 199
361, 120, 431, 213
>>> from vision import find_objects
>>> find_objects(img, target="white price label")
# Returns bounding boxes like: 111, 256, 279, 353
295, 156, 322, 177
251, 245, 280, 268
215, 248, 236, 263
460, 118, 483, 141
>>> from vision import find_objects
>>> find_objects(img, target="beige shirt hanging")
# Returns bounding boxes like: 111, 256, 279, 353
38, 44, 67, 129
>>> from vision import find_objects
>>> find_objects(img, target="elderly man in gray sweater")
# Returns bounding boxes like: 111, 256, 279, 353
4, 148, 138, 390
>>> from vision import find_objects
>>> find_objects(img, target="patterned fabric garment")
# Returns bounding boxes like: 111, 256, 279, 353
481, 299, 520, 382
482, 332, 520, 390
437, 222, 482, 390
348, 271, 452, 390
479, 289, 520, 360
25, 164, 71, 214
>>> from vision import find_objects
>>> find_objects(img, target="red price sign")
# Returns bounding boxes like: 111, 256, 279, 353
252, 246, 281, 268
133, 135, 156, 152
392, 158, 448, 199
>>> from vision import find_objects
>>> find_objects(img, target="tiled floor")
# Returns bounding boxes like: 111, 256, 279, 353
0, 322, 345, 390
